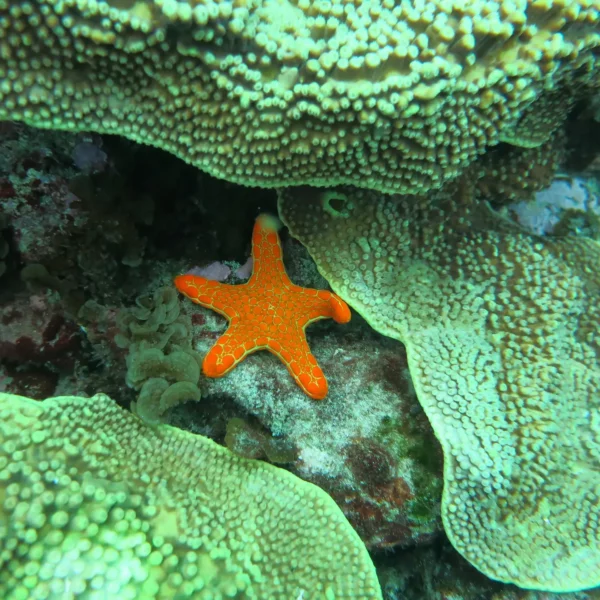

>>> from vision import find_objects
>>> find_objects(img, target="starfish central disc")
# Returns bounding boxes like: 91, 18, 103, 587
174, 214, 351, 399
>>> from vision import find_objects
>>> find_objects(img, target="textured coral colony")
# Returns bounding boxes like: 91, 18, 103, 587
1, 0, 600, 597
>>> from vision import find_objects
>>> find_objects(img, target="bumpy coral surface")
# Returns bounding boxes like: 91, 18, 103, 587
278, 183, 600, 592
0, 0, 598, 193
0, 392, 382, 599
475, 129, 567, 205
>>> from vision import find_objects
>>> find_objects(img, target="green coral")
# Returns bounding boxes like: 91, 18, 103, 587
278, 182, 600, 592
1, 0, 599, 194
115, 287, 201, 423
0, 392, 383, 599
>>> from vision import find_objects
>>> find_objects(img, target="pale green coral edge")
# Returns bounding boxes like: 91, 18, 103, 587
0, 392, 383, 600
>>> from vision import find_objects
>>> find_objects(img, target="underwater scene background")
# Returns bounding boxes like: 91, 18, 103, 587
0, 0, 599, 598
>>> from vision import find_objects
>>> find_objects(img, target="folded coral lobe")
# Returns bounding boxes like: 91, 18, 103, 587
0, 392, 383, 599
2, 0, 598, 194
278, 184, 600, 592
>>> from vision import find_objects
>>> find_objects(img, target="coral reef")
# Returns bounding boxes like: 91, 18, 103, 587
0, 392, 382, 599
0, 121, 225, 307
0, 121, 275, 401
1, 114, 599, 600
1, 1, 599, 194
0, 287, 82, 399
279, 181, 600, 591
0, 212, 8, 277
0, 124, 81, 265
0, 291, 81, 369
377, 539, 600, 600
475, 130, 567, 205
498, 88, 576, 149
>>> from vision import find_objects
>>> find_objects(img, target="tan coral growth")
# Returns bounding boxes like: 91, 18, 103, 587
0, 392, 382, 599
278, 183, 600, 591
115, 287, 203, 423
475, 128, 567, 204
0, 0, 599, 193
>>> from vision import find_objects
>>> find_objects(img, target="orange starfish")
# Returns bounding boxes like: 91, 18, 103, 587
174, 214, 351, 399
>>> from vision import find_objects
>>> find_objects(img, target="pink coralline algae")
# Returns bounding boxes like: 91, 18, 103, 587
0, 292, 81, 370
186, 261, 232, 282
185, 257, 254, 283
507, 176, 600, 235
233, 256, 253, 279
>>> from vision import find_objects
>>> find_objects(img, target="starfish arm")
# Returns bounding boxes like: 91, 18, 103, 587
302, 288, 352, 324
249, 214, 288, 286
289, 287, 352, 326
174, 274, 241, 320
264, 334, 329, 400
202, 327, 259, 377
328, 292, 352, 323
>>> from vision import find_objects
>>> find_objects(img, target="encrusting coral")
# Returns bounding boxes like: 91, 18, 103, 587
0, 0, 599, 194
175, 213, 351, 399
278, 181, 600, 592
0, 392, 383, 599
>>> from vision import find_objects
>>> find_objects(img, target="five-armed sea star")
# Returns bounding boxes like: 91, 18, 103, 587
174, 214, 351, 399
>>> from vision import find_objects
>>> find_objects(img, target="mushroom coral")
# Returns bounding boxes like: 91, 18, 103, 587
278, 182, 600, 591
0, 392, 382, 599
0, 0, 599, 193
